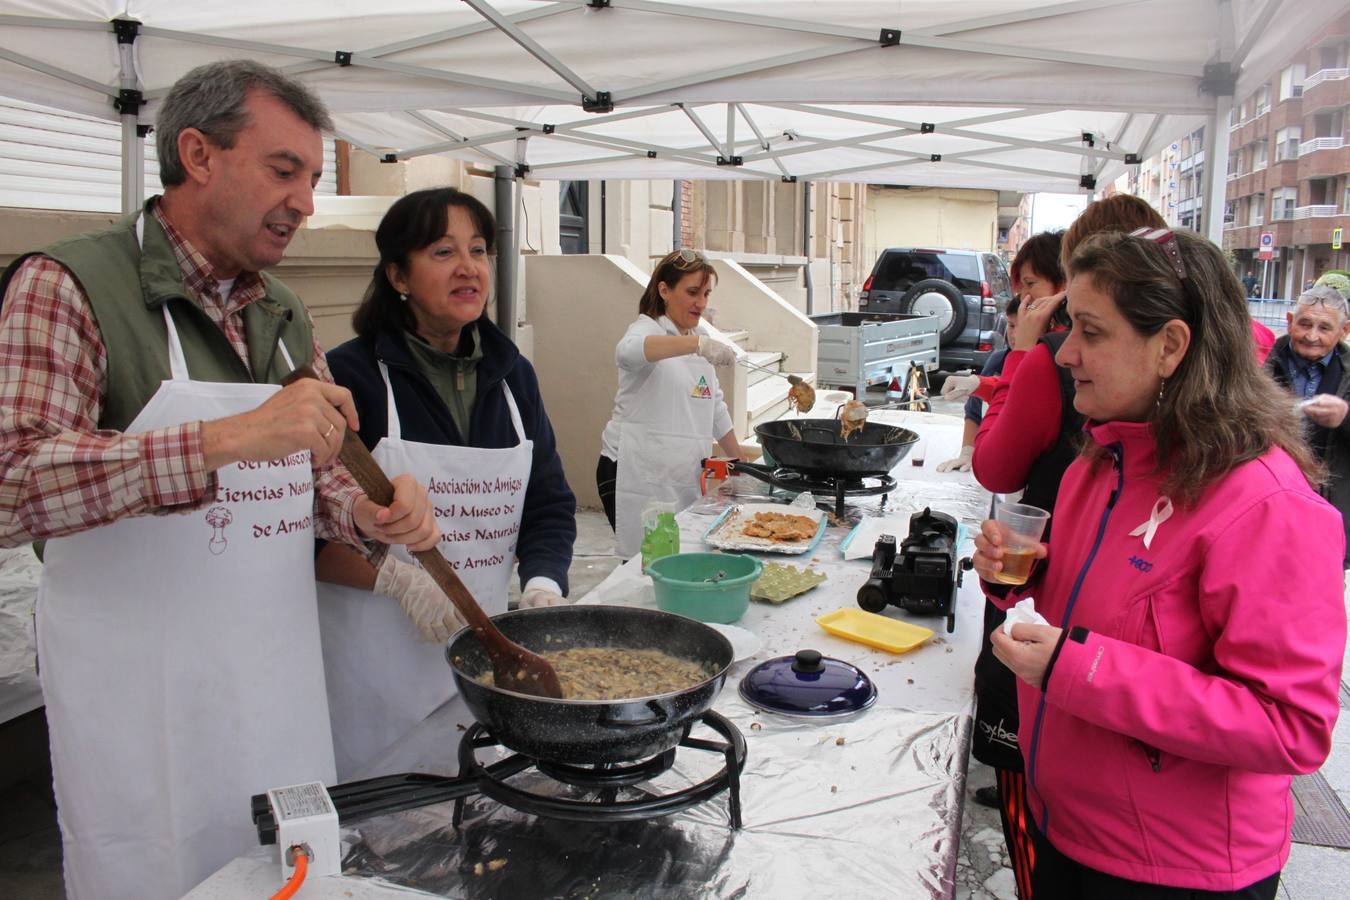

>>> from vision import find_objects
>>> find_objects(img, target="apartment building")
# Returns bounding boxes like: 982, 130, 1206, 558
1224, 12, 1350, 298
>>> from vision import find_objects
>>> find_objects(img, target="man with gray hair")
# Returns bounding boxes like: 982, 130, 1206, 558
1266, 283, 1350, 566
0, 60, 444, 897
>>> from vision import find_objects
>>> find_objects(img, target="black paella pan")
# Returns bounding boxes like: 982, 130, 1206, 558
754, 418, 919, 477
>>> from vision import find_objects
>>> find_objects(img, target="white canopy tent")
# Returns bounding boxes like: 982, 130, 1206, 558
0, 0, 1342, 245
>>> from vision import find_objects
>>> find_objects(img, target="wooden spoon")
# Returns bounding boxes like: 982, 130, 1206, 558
287, 369, 564, 698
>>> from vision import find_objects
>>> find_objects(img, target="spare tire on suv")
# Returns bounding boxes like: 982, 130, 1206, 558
901, 278, 966, 344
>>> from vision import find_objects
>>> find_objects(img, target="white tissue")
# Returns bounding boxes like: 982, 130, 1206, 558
1002, 597, 1050, 635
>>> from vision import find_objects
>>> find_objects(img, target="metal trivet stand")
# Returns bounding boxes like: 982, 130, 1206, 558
456, 709, 746, 828
252, 710, 747, 844
728, 459, 896, 520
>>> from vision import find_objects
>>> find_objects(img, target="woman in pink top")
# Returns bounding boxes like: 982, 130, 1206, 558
972, 229, 1344, 899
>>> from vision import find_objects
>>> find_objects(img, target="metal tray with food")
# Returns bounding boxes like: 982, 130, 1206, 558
702, 502, 828, 555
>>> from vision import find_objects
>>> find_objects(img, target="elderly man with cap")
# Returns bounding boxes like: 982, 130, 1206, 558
0, 61, 444, 898
1266, 284, 1350, 565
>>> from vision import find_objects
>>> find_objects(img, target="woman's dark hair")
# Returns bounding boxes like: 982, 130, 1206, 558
352, 187, 496, 339
1010, 230, 1065, 293
1069, 229, 1321, 503
638, 249, 717, 319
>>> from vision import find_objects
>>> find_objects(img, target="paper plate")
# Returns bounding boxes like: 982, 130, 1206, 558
705, 623, 763, 663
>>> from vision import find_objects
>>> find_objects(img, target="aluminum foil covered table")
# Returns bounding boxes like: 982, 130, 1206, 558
190, 411, 992, 899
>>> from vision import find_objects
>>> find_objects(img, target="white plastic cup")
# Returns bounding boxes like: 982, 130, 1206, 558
991, 502, 1050, 585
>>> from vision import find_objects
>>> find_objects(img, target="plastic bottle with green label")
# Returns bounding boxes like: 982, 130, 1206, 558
640, 500, 680, 572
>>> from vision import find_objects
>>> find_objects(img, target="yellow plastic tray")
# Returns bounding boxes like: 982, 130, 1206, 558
816, 608, 934, 654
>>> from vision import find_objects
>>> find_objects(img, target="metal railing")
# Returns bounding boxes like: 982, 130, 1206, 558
1299, 136, 1345, 155
1248, 299, 1291, 335
1303, 68, 1349, 90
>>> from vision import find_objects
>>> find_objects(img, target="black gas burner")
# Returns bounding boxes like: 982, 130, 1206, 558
729, 460, 896, 519
252, 711, 747, 844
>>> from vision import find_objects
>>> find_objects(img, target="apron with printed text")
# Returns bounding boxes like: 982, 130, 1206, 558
37, 304, 334, 900
614, 349, 719, 559
319, 362, 532, 779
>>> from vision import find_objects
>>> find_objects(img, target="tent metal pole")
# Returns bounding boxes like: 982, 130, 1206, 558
461, 0, 602, 102
115, 20, 143, 216
1203, 93, 1233, 245
802, 181, 814, 315
1204, 0, 1236, 246
672, 180, 683, 248
494, 164, 517, 340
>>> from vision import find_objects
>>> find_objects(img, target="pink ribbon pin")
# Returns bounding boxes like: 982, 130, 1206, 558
1128, 496, 1173, 550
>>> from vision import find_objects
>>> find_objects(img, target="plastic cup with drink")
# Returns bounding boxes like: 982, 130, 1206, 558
990, 501, 1050, 585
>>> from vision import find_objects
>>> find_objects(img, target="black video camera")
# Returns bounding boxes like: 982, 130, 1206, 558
856, 507, 969, 633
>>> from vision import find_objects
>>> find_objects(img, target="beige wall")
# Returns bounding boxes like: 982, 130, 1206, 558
525, 254, 650, 509
861, 186, 1000, 276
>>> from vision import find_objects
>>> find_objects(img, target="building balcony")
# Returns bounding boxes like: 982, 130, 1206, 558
1292, 204, 1339, 219
1303, 68, 1348, 90
1301, 69, 1350, 114
1299, 136, 1345, 156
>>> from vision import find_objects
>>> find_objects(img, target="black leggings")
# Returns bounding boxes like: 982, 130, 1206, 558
1030, 828, 1280, 900
596, 455, 617, 530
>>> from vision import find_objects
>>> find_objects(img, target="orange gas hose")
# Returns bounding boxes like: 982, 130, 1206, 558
271, 845, 308, 900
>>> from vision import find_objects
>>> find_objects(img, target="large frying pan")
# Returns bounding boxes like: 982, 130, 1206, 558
754, 419, 919, 477
447, 606, 733, 764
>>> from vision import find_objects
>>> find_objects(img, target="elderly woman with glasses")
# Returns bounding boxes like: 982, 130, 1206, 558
972, 229, 1344, 899
1265, 283, 1350, 566
314, 187, 577, 778
597, 249, 748, 556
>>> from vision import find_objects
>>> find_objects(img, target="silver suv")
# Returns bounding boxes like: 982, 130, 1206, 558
858, 247, 1013, 372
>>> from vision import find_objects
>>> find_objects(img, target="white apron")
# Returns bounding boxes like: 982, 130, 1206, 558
614, 351, 718, 558
38, 304, 334, 900
319, 362, 532, 779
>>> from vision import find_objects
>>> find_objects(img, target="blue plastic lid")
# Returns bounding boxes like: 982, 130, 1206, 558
738, 649, 877, 717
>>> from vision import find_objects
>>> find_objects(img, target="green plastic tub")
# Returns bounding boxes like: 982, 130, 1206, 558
647, 552, 762, 624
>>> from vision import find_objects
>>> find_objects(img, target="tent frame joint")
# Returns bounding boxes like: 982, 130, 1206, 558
879, 28, 901, 47
920, 122, 935, 134
781, 175, 798, 183
114, 89, 144, 116
137, 124, 152, 139
582, 91, 614, 113
112, 17, 141, 45
717, 155, 744, 166
542, 123, 555, 134
647, 150, 657, 158
1124, 152, 1142, 165
587, 0, 611, 8
381, 153, 400, 164
334, 50, 353, 67
1079, 174, 1097, 190
930, 154, 942, 162
1200, 61, 1236, 96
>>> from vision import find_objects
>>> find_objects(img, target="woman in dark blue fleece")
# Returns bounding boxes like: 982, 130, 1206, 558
316, 187, 576, 777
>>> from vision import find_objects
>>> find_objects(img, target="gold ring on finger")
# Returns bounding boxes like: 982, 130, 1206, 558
324, 423, 336, 439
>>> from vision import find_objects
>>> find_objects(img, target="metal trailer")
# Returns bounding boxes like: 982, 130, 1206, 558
811, 311, 941, 397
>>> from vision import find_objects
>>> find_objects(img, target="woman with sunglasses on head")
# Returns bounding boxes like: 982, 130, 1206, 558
314, 187, 576, 778
972, 229, 1345, 899
598, 249, 748, 557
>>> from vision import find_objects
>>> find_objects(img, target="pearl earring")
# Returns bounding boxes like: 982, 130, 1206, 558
399, 292, 408, 303
1156, 377, 1166, 407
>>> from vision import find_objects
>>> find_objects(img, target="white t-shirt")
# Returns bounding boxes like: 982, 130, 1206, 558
599, 315, 734, 460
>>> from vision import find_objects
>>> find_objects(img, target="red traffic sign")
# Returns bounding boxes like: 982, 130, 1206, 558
1258, 231, 1274, 261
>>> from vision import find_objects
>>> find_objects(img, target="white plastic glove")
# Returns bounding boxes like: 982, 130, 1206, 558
696, 333, 738, 366
520, 586, 568, 608
940, 373, 982, 403
374, 555, 465, 643
936, 445, 974, 473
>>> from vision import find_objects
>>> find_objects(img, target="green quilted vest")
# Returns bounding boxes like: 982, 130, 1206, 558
0, 202, 314, 432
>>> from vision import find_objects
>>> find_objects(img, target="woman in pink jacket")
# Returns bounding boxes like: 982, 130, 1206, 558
972, 227, 1345, 899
